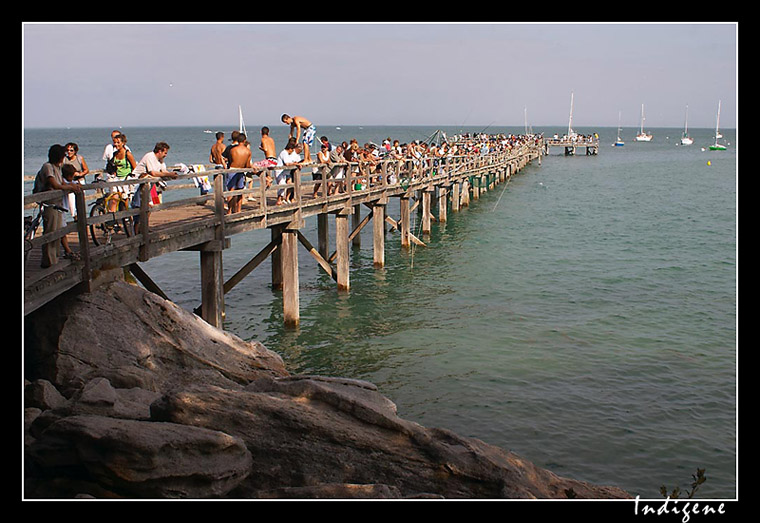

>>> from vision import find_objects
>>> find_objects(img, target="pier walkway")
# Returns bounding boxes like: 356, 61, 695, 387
24, 138, 543, 328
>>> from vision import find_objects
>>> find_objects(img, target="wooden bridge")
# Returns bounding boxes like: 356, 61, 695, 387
23, 138, 543, 328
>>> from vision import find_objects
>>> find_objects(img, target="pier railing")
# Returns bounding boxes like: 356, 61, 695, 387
24, 141, 543, 319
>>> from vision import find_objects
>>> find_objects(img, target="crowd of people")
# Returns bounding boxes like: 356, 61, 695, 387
31, 130, 179, 268
29, 115, 543, 268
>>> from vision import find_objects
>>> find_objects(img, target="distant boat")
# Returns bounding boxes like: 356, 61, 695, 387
238, 105, 247, 136
708, 100, 727, 151
613, 111, 625, 146
567, 91, 577, 139
634, 104, 653, 142
203, 129, 214, 134
680, 105, 694, 146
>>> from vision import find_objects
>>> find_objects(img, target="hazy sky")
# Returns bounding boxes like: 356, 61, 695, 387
22, 22, 737, 130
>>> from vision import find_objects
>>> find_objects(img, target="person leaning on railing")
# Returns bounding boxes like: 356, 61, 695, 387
130, 142, 178, 210
32, 144, 83, 268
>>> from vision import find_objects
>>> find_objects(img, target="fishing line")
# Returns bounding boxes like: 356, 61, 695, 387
491, 173, 511, 212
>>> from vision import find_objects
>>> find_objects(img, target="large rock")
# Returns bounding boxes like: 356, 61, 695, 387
27, 414, 252, 498
151, 377, 629, 499
24, 280, 288, 396
23, 279, 632, 499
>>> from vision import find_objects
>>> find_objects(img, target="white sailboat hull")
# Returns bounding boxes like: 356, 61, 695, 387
634, 134, 652, 142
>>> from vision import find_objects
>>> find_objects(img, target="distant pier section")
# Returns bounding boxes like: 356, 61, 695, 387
544, 134, 599, 156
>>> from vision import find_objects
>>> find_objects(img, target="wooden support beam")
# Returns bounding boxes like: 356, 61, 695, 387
400, 195, 410, 248
422, 189, 432, 235
452, 182, 460, 212
438, 186, 447, 223
373, 203, 385, 268
327, 210, 371, 264
128, 262, 169, 300
223, 238, 279, 294
352, 204, 361, 247
200, 249, 224, 328
281, 228, 299, 327
296, 230, 337, 282
317, 213, 329, 259
271, 225, 283, 290
335, 212, 350, 291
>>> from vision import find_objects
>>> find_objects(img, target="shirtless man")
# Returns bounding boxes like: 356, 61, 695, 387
253, 126, 276, 188
281, 114, 316, 164
209, 132, 226, 167
226, 133, 252, 214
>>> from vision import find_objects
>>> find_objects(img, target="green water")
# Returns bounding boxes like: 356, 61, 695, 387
23, 125, 737, 498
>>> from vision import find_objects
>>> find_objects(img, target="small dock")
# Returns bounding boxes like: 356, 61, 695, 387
543, 136, 599, 156
24, 136, 543, 328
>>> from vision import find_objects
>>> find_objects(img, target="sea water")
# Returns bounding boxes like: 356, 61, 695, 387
22, 125, 737, 499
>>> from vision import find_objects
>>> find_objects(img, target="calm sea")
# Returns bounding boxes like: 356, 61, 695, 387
23, 124, 737, 499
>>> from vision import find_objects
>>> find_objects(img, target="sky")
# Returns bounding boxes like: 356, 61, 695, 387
22, 22, 737, 130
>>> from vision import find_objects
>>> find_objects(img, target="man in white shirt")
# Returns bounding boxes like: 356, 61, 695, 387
130, 142, 178, 209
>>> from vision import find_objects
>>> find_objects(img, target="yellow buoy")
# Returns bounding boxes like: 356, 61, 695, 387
707, 160, 712, 166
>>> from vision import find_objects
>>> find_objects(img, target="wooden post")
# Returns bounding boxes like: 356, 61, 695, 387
452, 182, 460, 212
200, 248, 224, 328
317, 213, 329, 259
271, 225, 283, 290
138, 181, 151, 262
281, 227, 299, 327
373, 202, 385, 268
352, 204, 361, 247
422, 189, 431, 236
73, 190, 91, 288
438, 186, 447, 223
336, 212, 350, 291
400, 195, 410, 248
199, 172, 227, 328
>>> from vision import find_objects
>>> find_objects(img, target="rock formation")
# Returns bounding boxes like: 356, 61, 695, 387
24, 279, 632, 500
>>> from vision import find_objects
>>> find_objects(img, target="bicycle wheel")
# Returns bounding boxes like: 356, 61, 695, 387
24, 214, 40, 264
89, 202, 109, 246
118, 199, 134, 238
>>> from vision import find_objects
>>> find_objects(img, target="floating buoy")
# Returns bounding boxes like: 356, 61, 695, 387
707, 160, 712, 166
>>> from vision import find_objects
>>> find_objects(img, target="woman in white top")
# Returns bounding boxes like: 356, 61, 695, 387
275, 138, 302, 205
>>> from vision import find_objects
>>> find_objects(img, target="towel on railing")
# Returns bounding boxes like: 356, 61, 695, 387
191, 164, 212, 194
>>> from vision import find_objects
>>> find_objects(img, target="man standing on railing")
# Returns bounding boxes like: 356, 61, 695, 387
33, 144, 83, 268
281, 114, 316, 165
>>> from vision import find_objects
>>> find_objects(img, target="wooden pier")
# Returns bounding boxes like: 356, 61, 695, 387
24, 138, 543, 329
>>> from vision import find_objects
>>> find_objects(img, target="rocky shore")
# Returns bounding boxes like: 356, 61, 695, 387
23, 277, 632, 500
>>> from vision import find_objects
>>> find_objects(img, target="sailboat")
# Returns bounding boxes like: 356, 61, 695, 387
613, 111, 625, 146
238, 105, 247, 136
708, 100, 727, 151
566, 92, 577, 139
634, 104, 653, 141
680, 105, 694, 145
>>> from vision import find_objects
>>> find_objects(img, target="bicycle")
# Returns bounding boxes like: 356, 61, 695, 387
89, 186, 134, 246
24, 201, 67, 265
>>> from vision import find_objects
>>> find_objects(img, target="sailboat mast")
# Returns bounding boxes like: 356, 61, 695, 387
238, 105, 247, 136
568, 92, 574, 136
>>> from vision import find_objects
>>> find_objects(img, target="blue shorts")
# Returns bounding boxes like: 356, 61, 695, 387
302, 125, 316, 147
226, 172, 246, 191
